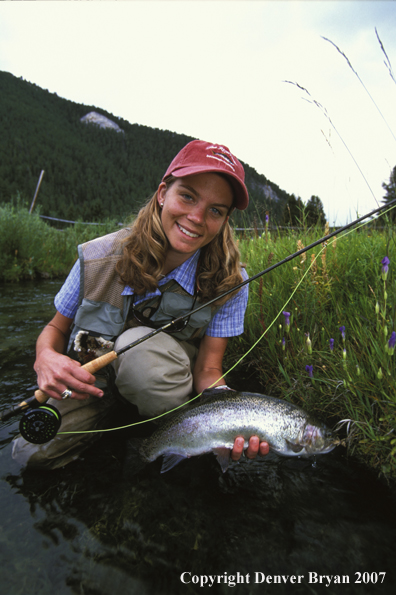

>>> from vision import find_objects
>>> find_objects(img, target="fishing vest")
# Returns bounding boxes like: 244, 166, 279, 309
68, 229, 218, 351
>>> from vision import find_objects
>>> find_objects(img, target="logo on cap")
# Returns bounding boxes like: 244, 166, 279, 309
206, 145, 236, 172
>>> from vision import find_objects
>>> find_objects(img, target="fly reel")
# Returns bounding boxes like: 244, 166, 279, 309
19, 404, 62, 444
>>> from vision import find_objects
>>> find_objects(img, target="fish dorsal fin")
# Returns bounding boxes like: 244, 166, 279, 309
200, 387, 232, 403
213, 447, 231, 473
285, 439, 304, 453
200, 387, 220, 401
160, 453, 187, 473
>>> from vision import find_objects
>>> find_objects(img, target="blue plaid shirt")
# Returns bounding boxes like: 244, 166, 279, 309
54, 250, 249, 338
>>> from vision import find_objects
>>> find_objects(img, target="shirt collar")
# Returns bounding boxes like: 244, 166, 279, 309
121, 250, 200, 297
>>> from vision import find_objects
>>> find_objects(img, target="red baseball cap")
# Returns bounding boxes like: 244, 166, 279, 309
162, 140, 249, 210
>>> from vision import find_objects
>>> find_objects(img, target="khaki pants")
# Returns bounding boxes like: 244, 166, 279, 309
12, 327, 198, 469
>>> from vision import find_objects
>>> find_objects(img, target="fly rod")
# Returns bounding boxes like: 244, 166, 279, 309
1, 198, 395, 438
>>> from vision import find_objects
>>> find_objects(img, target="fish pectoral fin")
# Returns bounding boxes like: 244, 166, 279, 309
213, 447, 231, 473
160, 453, 187, 473
285, 439, 304, 453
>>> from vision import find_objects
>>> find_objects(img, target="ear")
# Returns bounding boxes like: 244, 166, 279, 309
157, 182, 167, 207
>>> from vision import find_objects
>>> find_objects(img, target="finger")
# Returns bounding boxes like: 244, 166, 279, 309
59, 387, 92, 401
67, 390, 92, 401
39, 380, 103, 401
67, 360, 97, 385
63, 377, 104, 399
231, 436, 245, 461
245, 435, 260, 459
39, 387, 88, 402
259, 441, 270, 456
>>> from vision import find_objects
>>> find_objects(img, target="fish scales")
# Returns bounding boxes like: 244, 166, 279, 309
139, 391, 337, 472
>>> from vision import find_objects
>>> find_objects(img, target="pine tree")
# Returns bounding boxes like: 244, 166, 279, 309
283, 195, 304, 226
305, 195, 326, 227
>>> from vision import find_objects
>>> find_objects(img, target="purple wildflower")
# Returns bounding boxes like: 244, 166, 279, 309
283, 311, 291, 333
389, 332, 396, 349
329, 338, 334, 352
381, 256, 390, 280
305, 364, 313, 378
265, 213, 269, 224
282, 337, 286, 350
388, 331, 396, 355
339, 326, 346, 342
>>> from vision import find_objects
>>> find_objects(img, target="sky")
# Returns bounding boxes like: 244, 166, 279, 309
1, 0, 396, 225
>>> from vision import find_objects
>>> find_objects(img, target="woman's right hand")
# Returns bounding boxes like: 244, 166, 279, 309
34, 348, 103, 401
34, 312, 104, 401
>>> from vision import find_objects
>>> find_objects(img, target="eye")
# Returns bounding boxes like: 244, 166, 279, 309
181, 193, 194, 202
210, 206, 226, 218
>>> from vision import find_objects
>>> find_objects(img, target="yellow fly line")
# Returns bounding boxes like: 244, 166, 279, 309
58, 201, 396, 436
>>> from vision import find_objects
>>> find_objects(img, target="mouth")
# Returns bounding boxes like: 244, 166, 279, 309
177, 223, 201, 239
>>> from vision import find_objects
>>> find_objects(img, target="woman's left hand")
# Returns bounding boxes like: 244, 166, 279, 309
231, 435, 269, 461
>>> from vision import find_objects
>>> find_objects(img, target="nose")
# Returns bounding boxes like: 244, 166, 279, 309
187, 205, 205, 226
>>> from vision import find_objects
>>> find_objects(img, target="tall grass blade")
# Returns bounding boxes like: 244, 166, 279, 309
322, 35, 396, 144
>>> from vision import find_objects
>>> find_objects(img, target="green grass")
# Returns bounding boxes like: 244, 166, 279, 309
228, 221, 396, 479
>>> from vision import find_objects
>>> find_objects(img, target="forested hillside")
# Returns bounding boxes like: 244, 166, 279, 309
0, 70, 292, 225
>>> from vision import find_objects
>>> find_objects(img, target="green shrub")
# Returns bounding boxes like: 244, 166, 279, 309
0, 199, 120, 282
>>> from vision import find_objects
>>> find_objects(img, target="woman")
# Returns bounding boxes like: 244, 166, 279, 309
12, 140, 269, 469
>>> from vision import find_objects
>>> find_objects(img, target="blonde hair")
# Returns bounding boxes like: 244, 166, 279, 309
116, 179, 244, 305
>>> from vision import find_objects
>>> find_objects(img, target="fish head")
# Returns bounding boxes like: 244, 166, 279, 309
299, 422, 338, 455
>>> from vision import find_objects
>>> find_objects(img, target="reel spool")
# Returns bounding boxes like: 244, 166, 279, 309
19, 404, 62, 444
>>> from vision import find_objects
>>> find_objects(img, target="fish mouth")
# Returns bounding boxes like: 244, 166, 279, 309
177, 222, 201, 239
301, 424, 339, 454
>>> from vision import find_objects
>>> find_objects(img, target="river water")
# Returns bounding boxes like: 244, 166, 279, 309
0, 281, 395, 595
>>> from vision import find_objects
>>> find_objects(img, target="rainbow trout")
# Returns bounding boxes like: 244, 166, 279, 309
139, 389, 338, 473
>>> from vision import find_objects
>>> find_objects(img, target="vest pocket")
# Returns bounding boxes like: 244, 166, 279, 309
150, 292, 213, 340
73, 298, 125, 339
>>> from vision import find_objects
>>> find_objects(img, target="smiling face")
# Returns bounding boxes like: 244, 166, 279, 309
157, 173, 234, 270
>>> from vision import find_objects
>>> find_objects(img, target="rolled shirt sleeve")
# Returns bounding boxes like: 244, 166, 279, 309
54, 260, 81, 319
205, 268, 249, 338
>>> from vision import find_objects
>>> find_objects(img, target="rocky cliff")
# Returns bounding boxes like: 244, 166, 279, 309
80, 111, 124, 133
